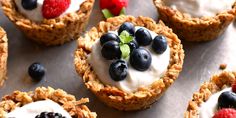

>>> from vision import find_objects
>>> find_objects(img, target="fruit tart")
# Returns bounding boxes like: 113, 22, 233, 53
153, 0, 236, 42
74, 15, 184, 111
0, 0, 94, 46
0, 27, 8, 87
0, 87, 97, 118
185, 71, 236, 118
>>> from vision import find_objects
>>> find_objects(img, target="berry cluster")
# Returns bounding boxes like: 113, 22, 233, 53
100, 22, 167, 81
213, 82, 236, 118
35, 112, 66, 118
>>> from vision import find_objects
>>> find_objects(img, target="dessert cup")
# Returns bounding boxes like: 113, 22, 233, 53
0, 87, 97, 118
0, 0, 94, 46
74, 15, 184, 111
153, 0, 236, 42
185, 71, 236, 118
0, 27, 8, 87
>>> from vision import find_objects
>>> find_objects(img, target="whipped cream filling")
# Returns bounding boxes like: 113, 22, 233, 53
88, 26, 170, 93
163, 0, 235, 17
6, 100, 72, 118
199, 88, 231, 118
14, 0, 85, 22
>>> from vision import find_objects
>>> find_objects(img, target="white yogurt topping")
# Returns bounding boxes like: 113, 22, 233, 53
199, 88, 231, 118
88, 26, 170, 93
6, 100, 72, 118
14, 0, 85, 22
164, 0, 235, 17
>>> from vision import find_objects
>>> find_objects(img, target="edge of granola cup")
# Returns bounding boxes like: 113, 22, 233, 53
184, 71, 236, 118
0, 87, 97, 118
0, 0, 94, 46
153, 0, 236, 42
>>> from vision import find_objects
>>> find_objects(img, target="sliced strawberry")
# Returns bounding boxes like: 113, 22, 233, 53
213, 108, 236, 118
42, 0, 71, 19
100, 0, 128, 16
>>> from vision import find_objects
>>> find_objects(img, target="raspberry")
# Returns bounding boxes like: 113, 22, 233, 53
42, 0, 71, 19
213, 108, 236, 118
100, 0, 128, 16
232, 82, 236, 93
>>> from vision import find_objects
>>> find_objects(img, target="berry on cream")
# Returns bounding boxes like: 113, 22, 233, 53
6, 100, 72, 118
14, 0, 85, 22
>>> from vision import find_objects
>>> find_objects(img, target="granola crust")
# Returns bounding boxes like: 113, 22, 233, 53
153, 0, 236, 42
184, 71, 236, 118
0, 27, 8, 87
0, 87, 97, 118
0, 0, 94, 46
74, 15, 184, 111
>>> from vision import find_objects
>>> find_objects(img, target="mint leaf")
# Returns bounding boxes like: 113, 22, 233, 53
119, 31, 133, 44
102, 9, 114, 19
120, 44, 130, 59
119, 7, 126, 16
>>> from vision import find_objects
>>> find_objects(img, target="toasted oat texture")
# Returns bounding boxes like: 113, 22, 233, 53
0, 0, 94, 46
0, 87, 97, 118
74, 15, 184, 111
153, 0, 236, 42
0, 27, 8, 87
185, 71, 236, 118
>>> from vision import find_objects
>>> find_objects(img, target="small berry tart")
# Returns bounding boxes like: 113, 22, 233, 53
0, 27, 8, 87
74, 15, 184, 111
185, 71, 236, 118
0, 0, 94, 46
153, 0, 236, 42
0, 87, 97, 118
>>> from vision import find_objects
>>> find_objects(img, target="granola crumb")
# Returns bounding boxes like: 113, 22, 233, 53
220, 64, 227, 70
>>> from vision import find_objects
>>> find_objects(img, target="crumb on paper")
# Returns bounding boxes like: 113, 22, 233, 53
219, 64, 227, 70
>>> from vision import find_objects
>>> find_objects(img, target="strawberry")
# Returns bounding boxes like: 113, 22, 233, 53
42, 0, 71, 19
232, 81, 236, 93
100, 0, 128, 16
213, 108, 236, 118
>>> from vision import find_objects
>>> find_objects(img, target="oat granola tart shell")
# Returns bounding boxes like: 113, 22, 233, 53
0, 87, 97, 118
0, 0, 94, 46
153, 0, 236, 42
185, 71, 236, 118
74, 15, 185, 111
0, 27, 8, 87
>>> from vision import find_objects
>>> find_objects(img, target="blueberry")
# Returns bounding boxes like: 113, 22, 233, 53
218, 91, 236, 109
118, 22, 135, 36
22, 0, 37, 10
135, 28, 152, 46
100, 33, 120, 46
28, 62, 45, 81
128, 40, 139, 52
109, 60, 128, 81
101, 41, 121, 60
130, 48, 152, 71
152, 35, 168, 54
35, 112, 65, 118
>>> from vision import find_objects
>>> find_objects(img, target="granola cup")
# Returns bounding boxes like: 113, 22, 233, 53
0, 87, 97, 118
185, 71, 236, 118
74, 15, 184, 111
153, 0, 236, 42
0, 0, 94, 46
0, 27, 8, 87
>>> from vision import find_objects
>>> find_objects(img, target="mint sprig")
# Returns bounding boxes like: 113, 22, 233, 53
119, 31, 133, 59
120, 31, 133, 43
102, 9, 114, 19
119, 7, 126, 15
120, 44, 130, 59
